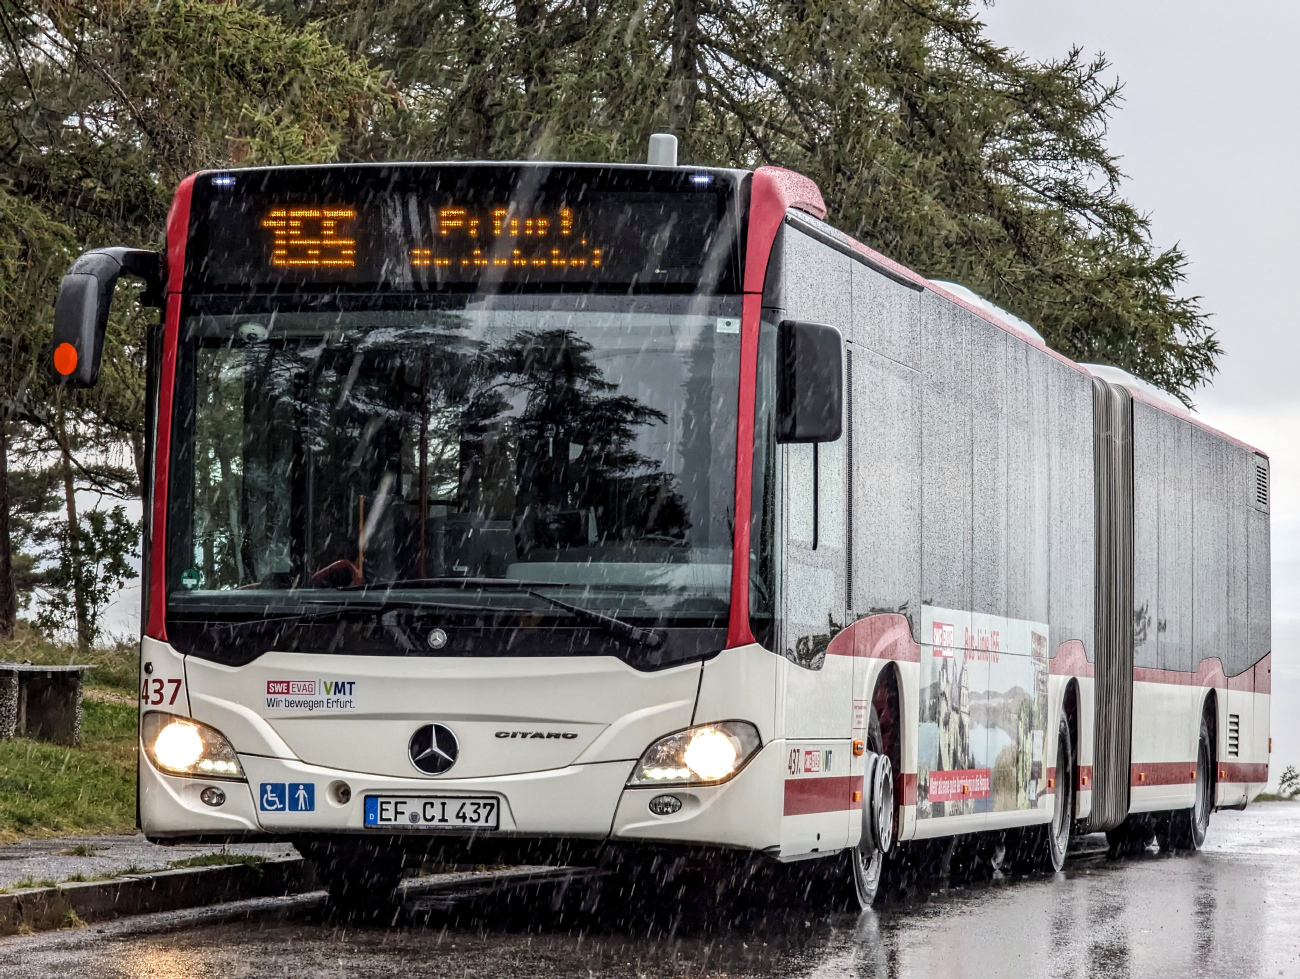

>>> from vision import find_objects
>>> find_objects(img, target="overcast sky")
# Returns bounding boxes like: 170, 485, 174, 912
981, 1, 1300, 779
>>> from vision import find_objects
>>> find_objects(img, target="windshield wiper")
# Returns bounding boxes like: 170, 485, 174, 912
209, 598, 530, 631
339, 577, 538, 591
523, 590, 663, 650
344, 577, 664, 649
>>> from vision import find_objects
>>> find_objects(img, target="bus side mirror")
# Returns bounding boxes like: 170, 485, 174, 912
52, 247, 162, 388
776, 320, 843, 443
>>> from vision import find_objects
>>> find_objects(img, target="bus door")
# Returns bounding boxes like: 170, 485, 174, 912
779, 400, 852, 851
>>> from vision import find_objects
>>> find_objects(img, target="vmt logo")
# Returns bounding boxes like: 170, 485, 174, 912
265, 679, 356, 696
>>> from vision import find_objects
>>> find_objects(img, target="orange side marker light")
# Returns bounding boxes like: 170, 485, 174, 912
1048, 778, 1055, 789
1139, 772, 1146, 782
852, 791, 862, 802
53, 343, 78, 376
852, 740, 865, 757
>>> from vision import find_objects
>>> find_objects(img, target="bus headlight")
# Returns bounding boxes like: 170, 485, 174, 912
142, 712, 246, 781
629, 721, 761, 786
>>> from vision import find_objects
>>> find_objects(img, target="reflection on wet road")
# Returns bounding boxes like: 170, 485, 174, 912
5, 804, 1300, 978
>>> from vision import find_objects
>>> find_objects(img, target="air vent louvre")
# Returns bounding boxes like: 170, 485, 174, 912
1256, 461, 1269, 510
1228, 713, 1240, 758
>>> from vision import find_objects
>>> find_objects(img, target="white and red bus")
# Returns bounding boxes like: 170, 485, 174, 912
51, 148, 1271, 910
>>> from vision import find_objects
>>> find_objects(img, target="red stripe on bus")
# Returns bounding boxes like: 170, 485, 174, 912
728, 167, 826, 648
1133, 655, 1268, 693
1044, 642, 1269, 694
1219, 762, 1268, 783
902, 772, 917, 806
784, 775, 861, 816
147, 174, 196, 641
1042, 765, 1092, 794
824, 614, 921, 661
1131, 762, 1200, 787
1049, 639, 1093, 678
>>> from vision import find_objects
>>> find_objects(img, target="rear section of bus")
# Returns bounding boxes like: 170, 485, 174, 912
111, 162, 799, 857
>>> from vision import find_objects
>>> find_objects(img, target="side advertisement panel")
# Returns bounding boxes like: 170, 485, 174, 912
917, 605, 1050, 818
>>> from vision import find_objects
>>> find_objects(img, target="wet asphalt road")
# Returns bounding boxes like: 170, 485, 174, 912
4, 803, 1300, 979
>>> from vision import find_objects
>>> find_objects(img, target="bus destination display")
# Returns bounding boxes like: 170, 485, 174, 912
259, 205, 603, 272
188, 165, 741, 292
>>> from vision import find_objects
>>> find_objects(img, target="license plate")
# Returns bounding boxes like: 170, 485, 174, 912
363, 795, 499, 829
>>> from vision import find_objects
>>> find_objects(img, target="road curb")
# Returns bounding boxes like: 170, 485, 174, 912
0, 857, 318, 936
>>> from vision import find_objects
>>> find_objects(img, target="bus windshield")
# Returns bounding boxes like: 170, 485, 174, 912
166, 294, 741, 665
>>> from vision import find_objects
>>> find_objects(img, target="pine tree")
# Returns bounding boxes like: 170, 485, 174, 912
0, 0, 393, 646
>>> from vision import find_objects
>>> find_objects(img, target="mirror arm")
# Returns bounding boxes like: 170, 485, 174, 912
52, 246, 162, 388
67, 248, 164, 307
812, 442, 819, 551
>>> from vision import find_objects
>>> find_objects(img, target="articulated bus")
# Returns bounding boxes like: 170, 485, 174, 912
50, 148, 1271, 910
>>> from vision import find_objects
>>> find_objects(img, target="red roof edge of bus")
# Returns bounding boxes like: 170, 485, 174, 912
923, 275, 1268, 457
1120, 385, 1268, 459
729, 167, 823, 647
147, 174, 196, 641
740, 168, 825, 295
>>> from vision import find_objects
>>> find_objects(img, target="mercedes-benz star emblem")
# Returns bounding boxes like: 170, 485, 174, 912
427, 628, 448, 650
409, 723, 459, 775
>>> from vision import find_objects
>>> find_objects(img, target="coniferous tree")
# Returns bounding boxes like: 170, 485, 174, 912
0, 0, 1221, 645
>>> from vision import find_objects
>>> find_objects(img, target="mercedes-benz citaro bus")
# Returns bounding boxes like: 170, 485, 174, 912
50, 143, 1271, 914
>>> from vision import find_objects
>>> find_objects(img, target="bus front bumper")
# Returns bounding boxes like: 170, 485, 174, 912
140, 744, 783, 851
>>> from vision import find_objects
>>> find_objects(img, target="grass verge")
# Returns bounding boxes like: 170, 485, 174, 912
0, 623, 140, 840
0, 698, 137, 841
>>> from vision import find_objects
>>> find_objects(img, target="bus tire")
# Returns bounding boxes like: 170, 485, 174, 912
846, 705, 892, 909
300, 839, 406, 922
1158, 712, 1214, 852
1044, 713, 1075, 872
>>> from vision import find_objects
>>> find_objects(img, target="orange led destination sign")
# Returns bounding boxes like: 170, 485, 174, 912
224, 176, 737, 290
410, 206, 602, 270
260, 207, 358, 268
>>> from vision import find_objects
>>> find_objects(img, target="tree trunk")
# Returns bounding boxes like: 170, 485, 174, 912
0, 413, 16, 641
56, 413, 90, 652
130, 429, 147, 499
668, 0, 700, 140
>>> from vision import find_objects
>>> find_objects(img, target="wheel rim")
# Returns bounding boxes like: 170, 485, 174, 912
853, 734, 891, 907
871, 755, 895, 854
1050, 726, 1072, 862
1194, 734, 1212, 838
854, 836, 883, 901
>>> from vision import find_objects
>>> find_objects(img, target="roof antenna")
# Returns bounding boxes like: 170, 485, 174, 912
647, 133, 678, 167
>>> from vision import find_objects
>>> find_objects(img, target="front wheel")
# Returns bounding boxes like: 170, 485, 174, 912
847, 706, 894, 908
300, 839, 406, 922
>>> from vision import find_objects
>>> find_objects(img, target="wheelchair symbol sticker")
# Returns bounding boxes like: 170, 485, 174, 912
259, 783, 286, 811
